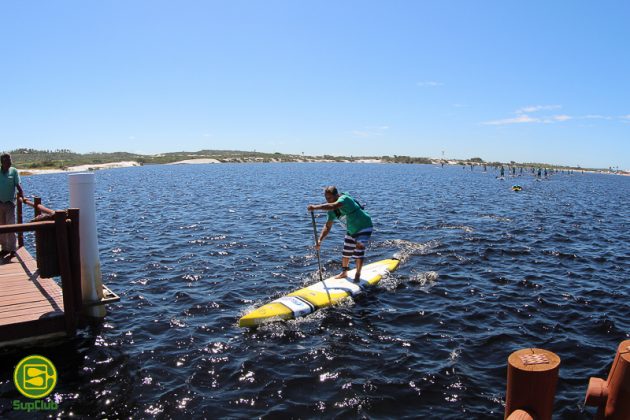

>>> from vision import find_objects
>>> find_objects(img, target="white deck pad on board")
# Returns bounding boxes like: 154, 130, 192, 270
307, 264, 390, 295
308, 277, 363, 295
274, 296, 315, 317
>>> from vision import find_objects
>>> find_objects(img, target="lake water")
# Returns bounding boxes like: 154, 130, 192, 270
1, 163, 629, 418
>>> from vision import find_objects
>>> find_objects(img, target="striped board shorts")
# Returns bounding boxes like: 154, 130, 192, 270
343, 227, 373, 260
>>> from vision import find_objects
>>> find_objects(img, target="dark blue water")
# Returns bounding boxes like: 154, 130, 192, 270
1, 163, 629, 418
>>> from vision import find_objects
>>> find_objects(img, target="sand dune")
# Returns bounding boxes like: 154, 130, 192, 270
19, 161, 141, 176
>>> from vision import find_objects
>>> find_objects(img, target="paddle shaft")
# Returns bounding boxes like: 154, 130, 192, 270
310, 211, 332, 304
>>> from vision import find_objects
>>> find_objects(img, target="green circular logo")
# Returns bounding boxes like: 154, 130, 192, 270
13, 355, 57, 399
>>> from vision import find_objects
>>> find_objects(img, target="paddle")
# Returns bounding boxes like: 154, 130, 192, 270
310, 211, 332, 304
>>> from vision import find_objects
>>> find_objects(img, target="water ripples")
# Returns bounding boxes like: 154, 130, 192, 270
0, 164, 628, 418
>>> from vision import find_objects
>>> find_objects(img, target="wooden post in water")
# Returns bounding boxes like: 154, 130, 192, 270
506, 409, 533, 420
54, 211, 77, 336
584, 340, 630, 419
505, 348, 560, 420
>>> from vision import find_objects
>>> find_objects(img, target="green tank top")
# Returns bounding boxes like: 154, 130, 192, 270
326, 193, 373, 236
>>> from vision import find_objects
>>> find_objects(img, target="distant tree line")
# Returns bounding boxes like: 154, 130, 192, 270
382, 155, 432, 164
5, 148, 602, 171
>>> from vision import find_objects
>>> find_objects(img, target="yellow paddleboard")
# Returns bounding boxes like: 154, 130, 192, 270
239, 259, 400, 327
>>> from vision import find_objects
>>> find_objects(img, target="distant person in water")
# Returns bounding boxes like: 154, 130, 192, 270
0, 153, 24, 259
307, 186, 373, 282
500, 166, 505, 177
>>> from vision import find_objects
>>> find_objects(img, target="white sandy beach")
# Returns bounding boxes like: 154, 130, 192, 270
19, 161, 141, 176
167, 158, 222, 165
354, 159, 383, 163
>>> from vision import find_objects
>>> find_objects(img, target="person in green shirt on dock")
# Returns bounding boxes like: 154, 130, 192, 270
307, 186, 373, 282
0, 153, 24, 259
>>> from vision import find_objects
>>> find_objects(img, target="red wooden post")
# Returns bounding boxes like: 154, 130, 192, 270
585, 340, 630, 419
506, 409, 533, 420
54, 211, 76, 336
505, 348, 561, 420
67, 208, 83, 311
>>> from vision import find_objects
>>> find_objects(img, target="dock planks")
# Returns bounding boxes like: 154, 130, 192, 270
0, 247, 66, 344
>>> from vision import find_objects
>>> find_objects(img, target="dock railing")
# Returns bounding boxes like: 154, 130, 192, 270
7, 195, 83, 335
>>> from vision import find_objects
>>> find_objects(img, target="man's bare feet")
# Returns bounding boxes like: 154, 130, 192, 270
335, 271, 348, 279
353, 273, 362, 283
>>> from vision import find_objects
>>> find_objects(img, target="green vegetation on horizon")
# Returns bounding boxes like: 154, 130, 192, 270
6, 148, 605, 172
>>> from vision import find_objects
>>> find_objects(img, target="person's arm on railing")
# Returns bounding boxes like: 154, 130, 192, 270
20, 196, 54, 215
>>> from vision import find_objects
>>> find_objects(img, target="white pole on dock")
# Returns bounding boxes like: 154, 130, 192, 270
69, 173, 106, 318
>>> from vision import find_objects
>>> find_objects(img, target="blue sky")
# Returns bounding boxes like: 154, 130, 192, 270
1, 1, 628, 169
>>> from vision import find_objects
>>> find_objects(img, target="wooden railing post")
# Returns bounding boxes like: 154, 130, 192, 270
16, 197, 24, 247
505, 348, 561, 420
34, 196, 42, 217
67, 208, 83, 311
585, 340, 630, 419
54, 211, 76, 336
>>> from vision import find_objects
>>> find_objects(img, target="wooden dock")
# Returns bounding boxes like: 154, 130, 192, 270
0, 247, 66, 343
0, 196, 118, 347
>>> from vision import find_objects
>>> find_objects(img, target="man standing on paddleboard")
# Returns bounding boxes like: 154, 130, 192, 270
307, 186, 373, 282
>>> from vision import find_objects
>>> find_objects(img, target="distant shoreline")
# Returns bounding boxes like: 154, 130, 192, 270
17, 157, 629, 177
10, 147, 628, 176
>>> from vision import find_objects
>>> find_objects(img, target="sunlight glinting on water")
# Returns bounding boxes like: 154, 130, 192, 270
1, 163, 628, 418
